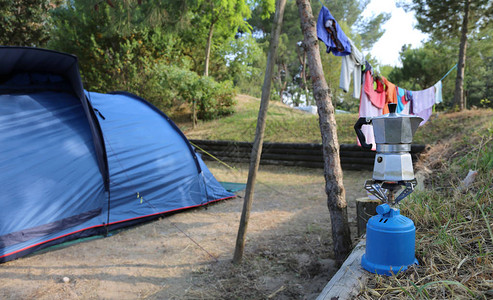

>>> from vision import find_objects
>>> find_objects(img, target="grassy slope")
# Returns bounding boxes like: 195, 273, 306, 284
179, 94, 493, 146
180, 94, 358, 144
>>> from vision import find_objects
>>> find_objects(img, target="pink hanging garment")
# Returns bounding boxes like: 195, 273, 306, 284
411, 86, 435, 126
359, 71, 382, 150
363, 70, 386, 109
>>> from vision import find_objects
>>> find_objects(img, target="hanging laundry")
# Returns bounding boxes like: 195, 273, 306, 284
363, 70, 385, 109
364, 61, 372, 73
382, 77, 397, 114
396, 87, 410, 113
405, 90, 413, 102
411, 86, 435, 125
434, 80, 443, 104
405, 90, 414, 114
339, 38, 364, 98
375, 77, 384, 93
359, 71, 382, 150
316, 6, 351, 56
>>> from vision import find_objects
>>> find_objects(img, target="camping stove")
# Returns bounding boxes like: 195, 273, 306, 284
354, 103, 422, 275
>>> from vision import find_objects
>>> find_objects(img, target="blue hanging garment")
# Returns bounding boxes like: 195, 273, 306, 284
316, 6, 352, 56
396, 87, 406, 113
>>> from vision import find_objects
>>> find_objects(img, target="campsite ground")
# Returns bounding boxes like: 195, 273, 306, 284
0, 162, 371, 299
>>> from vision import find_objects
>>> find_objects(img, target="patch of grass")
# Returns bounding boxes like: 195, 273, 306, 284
179, 95, 493, 146
413, 109, 493, 145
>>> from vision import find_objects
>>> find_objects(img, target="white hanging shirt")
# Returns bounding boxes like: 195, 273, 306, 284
339, 38, 364, 99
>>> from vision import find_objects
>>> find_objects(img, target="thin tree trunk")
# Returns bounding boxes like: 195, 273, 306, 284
279, 80, 287, 101
192, 100, 197, 129
204, 22, 215, 77
454, 0, 470, 110
233, 0, 287, 264
297, 45, 308, 93
279, 62, 288, 101
302, 49, 308, 92
296, 0, 351, 264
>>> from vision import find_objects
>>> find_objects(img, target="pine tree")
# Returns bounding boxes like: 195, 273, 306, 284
404, 0, 493, 110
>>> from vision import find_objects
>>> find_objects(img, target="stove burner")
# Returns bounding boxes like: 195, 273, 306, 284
365, 179, 417, 205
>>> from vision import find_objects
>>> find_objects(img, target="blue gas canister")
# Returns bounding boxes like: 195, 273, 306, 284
361, 203, 418, 275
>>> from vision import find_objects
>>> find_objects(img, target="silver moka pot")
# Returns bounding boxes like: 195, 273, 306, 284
354, 103, 423, 204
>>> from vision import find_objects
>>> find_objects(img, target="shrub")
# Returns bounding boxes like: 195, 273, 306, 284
197, 78, 236, 120
152, 64, 236, 120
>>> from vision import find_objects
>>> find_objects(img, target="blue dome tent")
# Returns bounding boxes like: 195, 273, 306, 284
0, 47, 234, 262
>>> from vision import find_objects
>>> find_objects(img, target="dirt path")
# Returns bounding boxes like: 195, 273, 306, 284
0, 162, 371, 299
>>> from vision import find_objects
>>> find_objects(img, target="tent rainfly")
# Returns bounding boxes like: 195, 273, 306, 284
0, 46, 234, 263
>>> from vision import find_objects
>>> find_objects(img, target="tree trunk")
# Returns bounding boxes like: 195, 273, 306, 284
454, 0, 470, 110
204, 21, 215, 77
296, 0, 351, 264
233, 0, 287, 264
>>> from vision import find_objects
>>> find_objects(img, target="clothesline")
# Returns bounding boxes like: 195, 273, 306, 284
439, 64, 458, 82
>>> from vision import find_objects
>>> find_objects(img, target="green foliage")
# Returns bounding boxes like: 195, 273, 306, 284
196, 78, 236, 120
195, 0, 254, 34
151, 64, 237, 120
0, 0, 56, 46
48, 0, 235, 120
50, 1, 156, 91
192, 0, 262, 76
216, 34, 266, 97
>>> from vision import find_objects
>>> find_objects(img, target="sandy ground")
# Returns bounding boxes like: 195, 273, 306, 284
0, 162, 371, 299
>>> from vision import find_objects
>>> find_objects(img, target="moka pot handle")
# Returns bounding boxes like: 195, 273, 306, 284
354, 117, 372, 150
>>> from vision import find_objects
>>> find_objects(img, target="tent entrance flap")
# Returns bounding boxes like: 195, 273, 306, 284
0, 91, 106, 260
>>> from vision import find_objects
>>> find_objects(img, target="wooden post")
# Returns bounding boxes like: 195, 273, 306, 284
316, 238, 368, 300
296, 0, 352, 263
232, 0, 287, 264
356, 197, 379, 236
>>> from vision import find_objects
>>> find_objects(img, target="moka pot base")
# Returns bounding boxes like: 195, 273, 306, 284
373, 144, 414, 182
